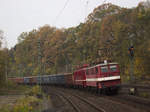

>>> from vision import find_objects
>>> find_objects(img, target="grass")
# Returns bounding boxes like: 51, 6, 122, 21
0, 81, 31, 95
0, 85, 45, 112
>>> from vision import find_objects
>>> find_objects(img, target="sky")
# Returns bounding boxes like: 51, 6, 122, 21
0, 0, 146, 49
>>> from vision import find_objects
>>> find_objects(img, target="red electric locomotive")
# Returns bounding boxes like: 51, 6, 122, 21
73, 60, 121, 93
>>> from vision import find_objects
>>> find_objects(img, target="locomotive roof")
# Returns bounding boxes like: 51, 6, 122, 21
75, 62, 118, 71
23, 73, 72, 78
96, 62, 118, 67
87, 62, 118, 69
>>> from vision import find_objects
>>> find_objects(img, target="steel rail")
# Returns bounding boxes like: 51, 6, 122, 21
57, 89, 106, 112
72, 94, 106, 112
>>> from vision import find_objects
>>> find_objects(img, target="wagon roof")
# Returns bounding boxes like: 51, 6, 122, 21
23, 73, 72, 78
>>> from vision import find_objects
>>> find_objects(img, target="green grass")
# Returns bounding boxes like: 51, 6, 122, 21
0, 86, 44, 112
0, 81, 31, 95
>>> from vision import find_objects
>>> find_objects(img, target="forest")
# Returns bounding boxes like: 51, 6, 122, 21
1, 2, 150, 85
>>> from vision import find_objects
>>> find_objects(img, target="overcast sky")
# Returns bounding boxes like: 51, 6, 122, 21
0, 0, 146, 48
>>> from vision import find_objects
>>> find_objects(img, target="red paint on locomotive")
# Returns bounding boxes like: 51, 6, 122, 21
73, 61, 121, 89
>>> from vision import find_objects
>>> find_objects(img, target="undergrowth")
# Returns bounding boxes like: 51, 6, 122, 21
0, 85, 44, 112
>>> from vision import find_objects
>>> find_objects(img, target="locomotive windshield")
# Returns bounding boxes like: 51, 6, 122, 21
101, 66, 108, 73
110, 65, 117, 72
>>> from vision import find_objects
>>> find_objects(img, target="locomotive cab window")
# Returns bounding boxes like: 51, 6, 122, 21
110, 65, 117, 72
95, 67, 98, 74
101, 66, 108, 73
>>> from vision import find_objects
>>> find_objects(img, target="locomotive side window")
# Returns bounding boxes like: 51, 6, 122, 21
101, 66, 108, 73
95, 67, 98, 74
110, 65, 117, 72
86, 69, 89, 75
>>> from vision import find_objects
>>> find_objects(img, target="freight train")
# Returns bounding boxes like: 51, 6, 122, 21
9, 61, 121, 94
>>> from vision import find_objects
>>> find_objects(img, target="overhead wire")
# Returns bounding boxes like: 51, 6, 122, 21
53, 0, 108, 26
53, 0, 70, 25
85, 0, 89, 21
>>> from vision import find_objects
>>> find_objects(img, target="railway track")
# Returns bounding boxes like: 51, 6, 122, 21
64, 88, 143, 112
71, 93, 106, 112
121, 84, 150, 89
103, 94, 150, 112
53, 92, 81, 112
44, 86, 145, 112
46, 87, 105, 112
59, 91, 106, 112
74, 88, 150, 112
81, 89, 150, 112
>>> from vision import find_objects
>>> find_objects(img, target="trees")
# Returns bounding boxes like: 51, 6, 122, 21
0, 30, 3, 48
8, 2, 150, 80
0, 30, 9, 86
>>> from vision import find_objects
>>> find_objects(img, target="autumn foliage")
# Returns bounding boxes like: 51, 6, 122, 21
8, 2, 150, 80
